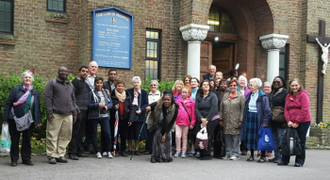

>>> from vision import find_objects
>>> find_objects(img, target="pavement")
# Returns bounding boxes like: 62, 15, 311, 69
0, 149, 330, 180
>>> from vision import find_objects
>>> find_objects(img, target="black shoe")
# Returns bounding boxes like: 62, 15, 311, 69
134, 151, 140, 156
257, 157, 266, 163
11, 162, 17, 167
277, 161, 289, 166
200, 155, 212, 160
56, 157, 68, 163
22, 160, 34, 166
69, 154, 79, 160
121, 152, 128, 157
156, 158, 163, 163
144, 151, 151, 155
151, 157, 156, 163
127, 150, 132, 155
49, 158, 57, 164
294, 163, 303, 167
246, 156, 254, 162
77, 153, 89, 157
268, 157, 281, 163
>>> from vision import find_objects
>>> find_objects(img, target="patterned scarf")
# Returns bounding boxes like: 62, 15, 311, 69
115, 90, 126, 103
132, 90, 140, 106
13, 84, 33, 106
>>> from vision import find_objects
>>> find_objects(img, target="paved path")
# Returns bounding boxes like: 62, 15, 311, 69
0, 149, 329, 180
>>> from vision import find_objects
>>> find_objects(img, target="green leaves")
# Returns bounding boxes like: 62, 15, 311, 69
141, 77, 175, 93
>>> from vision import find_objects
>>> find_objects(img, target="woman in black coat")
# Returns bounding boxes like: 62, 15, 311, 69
268, 76, 288, 163
127, 76, 149, 155
2, 70, 42, 166
110, 80, 135, 157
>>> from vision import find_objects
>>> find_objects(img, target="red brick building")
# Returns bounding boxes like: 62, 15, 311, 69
1, 0, 330, 122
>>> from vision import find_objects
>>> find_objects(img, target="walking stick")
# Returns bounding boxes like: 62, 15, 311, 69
130, 111, 149, 160
113, 110, 119, 157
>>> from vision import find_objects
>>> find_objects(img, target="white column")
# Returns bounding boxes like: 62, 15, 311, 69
259, 34, 289, 83
180, 24, 210, 79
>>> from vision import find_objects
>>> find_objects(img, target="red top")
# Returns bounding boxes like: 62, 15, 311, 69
120, 102, 125, 116
284, 90, 311, 124
230, 96, 234, 100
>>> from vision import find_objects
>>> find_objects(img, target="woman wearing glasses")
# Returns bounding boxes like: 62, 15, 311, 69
219, 79, 245, 160
268, 76, 288, 163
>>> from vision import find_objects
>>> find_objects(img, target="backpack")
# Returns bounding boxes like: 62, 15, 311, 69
278, 127, 302, 156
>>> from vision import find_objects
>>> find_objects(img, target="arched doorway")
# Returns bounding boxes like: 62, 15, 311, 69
200, 0, 274, 80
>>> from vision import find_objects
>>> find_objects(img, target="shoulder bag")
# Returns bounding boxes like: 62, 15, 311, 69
11, 96, 34, 131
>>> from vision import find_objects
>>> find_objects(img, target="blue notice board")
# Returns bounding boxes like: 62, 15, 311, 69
92, 7, 134, 68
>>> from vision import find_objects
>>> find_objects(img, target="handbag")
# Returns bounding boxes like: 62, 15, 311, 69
257, 126, 275, 151
0, 124, 11, 154
272, 106, 285, 123
11, 96, 34, 131
195, 125, 208, 151
279, 127, 302, 156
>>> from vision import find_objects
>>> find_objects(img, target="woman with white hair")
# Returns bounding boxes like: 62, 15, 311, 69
127, 76, 149, 155
144, 80, 162, 155
241, 78, 271, 163
2, 70, 42, 166
237, 75, 251, 99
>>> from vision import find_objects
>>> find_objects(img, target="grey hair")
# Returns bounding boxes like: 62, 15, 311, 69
238, 75, 247, 87
21, 70, 34, 82
132, 76, 141, 83
264, 82, 271, 86
149, 80, 159, 87
249, 78, 262, 88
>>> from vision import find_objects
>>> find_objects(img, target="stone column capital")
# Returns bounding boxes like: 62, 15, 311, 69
259, 33, 289, 49
180, 23, 210, 41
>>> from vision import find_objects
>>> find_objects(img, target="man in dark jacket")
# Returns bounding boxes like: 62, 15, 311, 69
68, 66, 90, 160
45, 66, 77, 164
202, 65, 216, 81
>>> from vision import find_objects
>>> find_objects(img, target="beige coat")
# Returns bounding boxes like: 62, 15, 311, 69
219, 92, 245, 135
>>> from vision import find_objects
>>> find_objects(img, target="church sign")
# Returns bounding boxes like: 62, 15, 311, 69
92, 7, 134, 68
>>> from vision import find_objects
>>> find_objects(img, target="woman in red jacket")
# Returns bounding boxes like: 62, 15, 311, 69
278, 78, 311, 167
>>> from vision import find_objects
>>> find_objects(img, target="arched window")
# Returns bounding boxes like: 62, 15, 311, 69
208, 7, 235, 33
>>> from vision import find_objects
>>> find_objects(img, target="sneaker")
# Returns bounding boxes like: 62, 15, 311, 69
195, 152, 200, 158
257, 157, 266, 163
102, 152, 108, 156
189, 149, 196, 157
181, 152, 187, 158
96, 152, 102, 159
174, 152, 180, 158
49, 158, 57, 164
221, 156, 229, 160
230, 156, 240, 161
108, 151, 113, 159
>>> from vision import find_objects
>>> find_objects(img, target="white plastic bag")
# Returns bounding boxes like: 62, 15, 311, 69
0, 124, 11, 153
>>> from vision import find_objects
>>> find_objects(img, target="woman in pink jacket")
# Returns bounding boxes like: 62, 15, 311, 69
278, 78, 311, 167
174, 86, 196, 158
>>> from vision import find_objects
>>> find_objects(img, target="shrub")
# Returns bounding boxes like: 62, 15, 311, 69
141, 77, 176, 93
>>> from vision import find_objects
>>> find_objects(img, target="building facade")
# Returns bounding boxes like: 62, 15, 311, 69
1, 0, 330, 122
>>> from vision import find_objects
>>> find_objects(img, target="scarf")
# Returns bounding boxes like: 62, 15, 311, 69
132, 90, 140, 106
273, 87, 284, 97
115, 90, 126, 103
13, 84, 33, 106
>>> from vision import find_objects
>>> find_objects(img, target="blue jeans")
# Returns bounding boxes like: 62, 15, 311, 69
272, 127, 286, 158
92, 117, 112, 153
281, 122, 310, 165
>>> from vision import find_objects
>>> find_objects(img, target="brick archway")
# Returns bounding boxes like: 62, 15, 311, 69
189, 0, 274, 79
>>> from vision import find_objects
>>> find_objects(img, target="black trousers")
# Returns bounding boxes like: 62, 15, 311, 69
69, 110, 87, 155
8, 120, 34, 163
117, 118, 129, 152
145, 125, 153, 152
196, 119, 219, 157
84, 119, 94, 151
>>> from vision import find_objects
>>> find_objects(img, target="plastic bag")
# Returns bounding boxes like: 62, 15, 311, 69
0, 124, 11, 153
257, 127, 275, 151
195, 125, 208, 151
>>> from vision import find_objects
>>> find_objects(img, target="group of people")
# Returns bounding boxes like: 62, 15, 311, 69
2, 63, 311, 168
